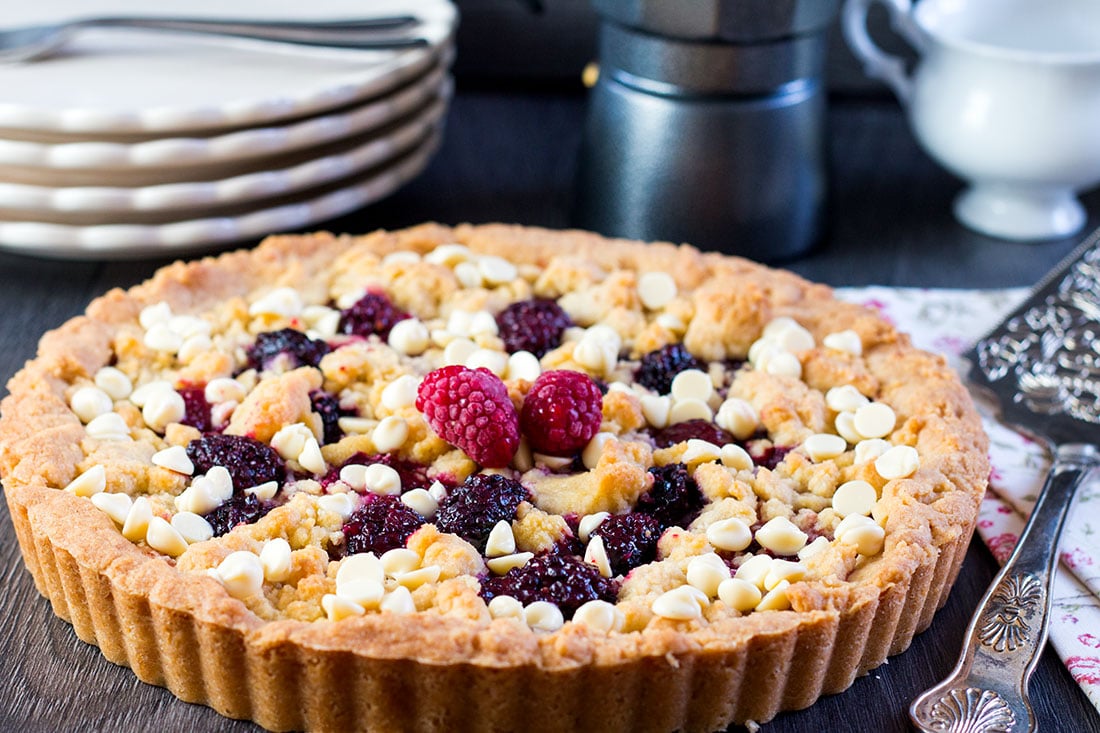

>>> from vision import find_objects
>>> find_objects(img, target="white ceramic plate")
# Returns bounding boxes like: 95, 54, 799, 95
0, 132, 441, 259
0, 0, 456, 135
0, 63, 450, 170
0, 89, 448, 220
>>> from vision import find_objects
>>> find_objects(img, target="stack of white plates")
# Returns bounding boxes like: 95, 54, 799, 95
0, 0, 457, 258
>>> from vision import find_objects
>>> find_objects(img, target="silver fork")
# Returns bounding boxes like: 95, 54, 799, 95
0, 15, 428, 63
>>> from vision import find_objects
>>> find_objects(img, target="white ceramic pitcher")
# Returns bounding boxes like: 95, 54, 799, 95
843, 0, 1100, 240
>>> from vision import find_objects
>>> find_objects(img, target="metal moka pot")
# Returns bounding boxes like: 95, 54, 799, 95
573, 0, 839, 261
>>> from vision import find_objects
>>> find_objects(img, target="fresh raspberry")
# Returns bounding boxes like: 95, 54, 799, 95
591, 513, 662, 576
520, 370, 603, 456
495, 299, 572, 357
478, 549, 620, 619
636, 463, 704, 530
338, 291, 409, 339
651, 419, 733, 449
186, 434, 286, 489
246, 328, 330, 371
341, 495, 426, 556
434, 473, 529, 551
416, 366, 520, 467
634, 343, 703, 395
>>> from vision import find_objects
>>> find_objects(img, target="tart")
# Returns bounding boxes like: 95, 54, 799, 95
0, 223, 988, 732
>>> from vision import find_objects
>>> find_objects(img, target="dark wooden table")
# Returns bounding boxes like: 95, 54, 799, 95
2, 86, 1099, 733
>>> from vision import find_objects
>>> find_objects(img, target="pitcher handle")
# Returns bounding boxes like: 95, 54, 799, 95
842, 0, 925, 104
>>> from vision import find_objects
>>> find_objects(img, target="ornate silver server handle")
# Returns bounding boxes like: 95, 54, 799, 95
910, 443, 1098, 733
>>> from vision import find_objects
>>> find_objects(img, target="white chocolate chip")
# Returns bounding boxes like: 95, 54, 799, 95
534, 453, 574, 470
244, 481, 278, 501
204, 377, 246, 404
339, 464, 369, 492
487, 595, 525, 621
171, 511, 214, 544
686, 553, 731, 598
388, 319, 430, 356
143, 517, 187, 557
835, 515, 886, 555
259, 539, 293, 583
681, 439, 722, 465
875, 445, 920, 480
175, 480, 222, 516
754, 516, 808, 555
337, 416, 375, 435
755, 579, 792, 611
89, 491, 131, 525
825, 385, 869, 413
706, 517, 753, 552
142, 390, 186, 432
84, 412, 131, 441
656, 313, 686, 333
640, 395, 672, 429
834, 412, 863, 444
363, 463, 402, 496
94, 366, 133, 400
802, 433, 847, 462
322, 593, 365, 621
271, 423, 312, 462
167, 315, 210, 340
337, 552, 385, 587
143, 323, 183, 353
64, 464, 106, 497
572, 599, 625, 633
129, 380, 173, 408
335, 578, 384, 609
443, 337, 479, 366
209, 401, 237, 428
763, 559, 806, 590
765, 319, 815, 352
381, 586, 417, 615
715, 398, 758, 440
823, 330, 863, 355
394, 565, 441, 590
573, 339, 610, 374
249, 287, 302, 318
486, 552, 534, 575
121, 496, 152, 543
317, 493, 357, 520
832, 480, 877, 517
465, 348, 508, 377
717, 577, 763, 612
381, 375, 420, 410
506, 351, 542, 382
578, 512, 610, 543
734, 555, 774, 588
584, 535, 613, 578
426, 243, 472, 266
138, 302, 172, 329
670, 369, 713, 402
719, 444, 754, 471
668, 398, 713, 424
380, 548, 421, 577
637, 272, 677, 310
297, 436, 327, 475
764, 351, 802, 379
651, 585, 708, 620
70, 386, 114, 423
485, 520, 517, 558
469, 311, 499, 338
524, 601, 564, 632
582, 433, 616, 470
428, 481, 448, 503
798, 536, 831, 562
479, 255, 518, 285
854, 402, 896, 440
151, 445, 194, 475
854, 438, 891, 464
453, 260, 483, 288
400, 488, 439, 519
372, 416, 409, 454
382, 250, 421, 266
177, 334, 212, 364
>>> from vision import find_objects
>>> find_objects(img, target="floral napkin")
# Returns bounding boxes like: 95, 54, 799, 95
836, 286, 1100, 715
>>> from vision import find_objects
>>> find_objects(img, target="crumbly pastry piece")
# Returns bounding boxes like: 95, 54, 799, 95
0, 224, 988, 732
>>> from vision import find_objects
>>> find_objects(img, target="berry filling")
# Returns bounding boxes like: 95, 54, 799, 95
331, 453, 436, 492
634, 343, 704, 395
479, 548, 620, 620
636, 463, 704, 530
651, 420, 734, 449
186, 434, 286, 490
246, 328, 330, 371
520, 370, 603, 456
203, 493, 272, 537
495, 299, 572, 358
751, 444, 793, 471
416, 365, 520, 468
178, 385, 214, 433
338, 291, 409, 339
434, 473, 529, 551
591, 513, 662, 576
310, 391, 353, 445
341, 495, 427, 556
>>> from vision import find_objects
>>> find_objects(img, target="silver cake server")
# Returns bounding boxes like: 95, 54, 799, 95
909, 228, 1100, 732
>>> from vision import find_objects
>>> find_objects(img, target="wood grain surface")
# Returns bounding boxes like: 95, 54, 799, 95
1, 87, 1098, 733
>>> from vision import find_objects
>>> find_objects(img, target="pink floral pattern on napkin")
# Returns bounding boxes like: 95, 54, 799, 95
837, 287, 1100, 715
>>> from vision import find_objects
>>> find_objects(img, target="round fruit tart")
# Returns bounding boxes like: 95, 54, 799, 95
0, 223, 988, 732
